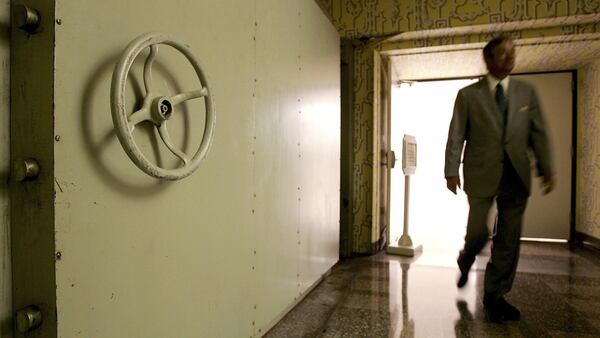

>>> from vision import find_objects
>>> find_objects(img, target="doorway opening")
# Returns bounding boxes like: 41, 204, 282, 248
390, 78, 477, 255
364, 28, 600, 258
388, 72, 574, 260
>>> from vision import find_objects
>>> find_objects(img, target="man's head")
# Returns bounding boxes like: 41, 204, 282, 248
483, 35, 516, 79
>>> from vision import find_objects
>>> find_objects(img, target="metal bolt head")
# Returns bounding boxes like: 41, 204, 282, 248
13, 158, 40, 182
16, 305, 43, 333
14, 5, 41, 33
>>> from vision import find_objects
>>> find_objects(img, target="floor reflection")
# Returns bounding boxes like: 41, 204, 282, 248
265, 242, 600, 338
454, 300, 473, 337
399, 263, 414, 338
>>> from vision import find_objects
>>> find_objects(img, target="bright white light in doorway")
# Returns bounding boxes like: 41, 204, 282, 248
390, 78, 478, 256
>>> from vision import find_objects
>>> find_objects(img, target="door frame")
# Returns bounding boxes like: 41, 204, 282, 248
340, 38, 355, 257
372, 50, 393, 251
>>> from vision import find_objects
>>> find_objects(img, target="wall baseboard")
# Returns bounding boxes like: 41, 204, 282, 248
575, 232, 600, 252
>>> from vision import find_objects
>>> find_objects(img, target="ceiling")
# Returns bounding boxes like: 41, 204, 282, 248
390, 34, 600, 83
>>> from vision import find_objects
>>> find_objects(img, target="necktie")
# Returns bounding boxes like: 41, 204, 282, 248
495, 83, 508, 124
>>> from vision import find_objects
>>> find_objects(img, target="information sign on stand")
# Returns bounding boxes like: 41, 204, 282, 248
387, 135, 423, 257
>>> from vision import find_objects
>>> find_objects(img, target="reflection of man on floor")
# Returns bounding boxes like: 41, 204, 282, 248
444, 35, 555, 322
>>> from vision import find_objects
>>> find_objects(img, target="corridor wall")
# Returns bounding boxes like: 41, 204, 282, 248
578, 59, 600, 241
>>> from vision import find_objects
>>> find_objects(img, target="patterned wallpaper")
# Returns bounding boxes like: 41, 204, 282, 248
579, 59, 600, 239
315, 0, 600, 254
317, 0, 600, 38
352, 45, 375, 254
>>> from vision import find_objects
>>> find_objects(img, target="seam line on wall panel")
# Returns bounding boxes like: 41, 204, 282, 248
250, 1, 258, 337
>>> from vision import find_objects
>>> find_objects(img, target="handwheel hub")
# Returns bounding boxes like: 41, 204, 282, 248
153, 96, 174, 122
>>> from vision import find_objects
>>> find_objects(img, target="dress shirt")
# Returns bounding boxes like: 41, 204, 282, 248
486, 73, 510, 98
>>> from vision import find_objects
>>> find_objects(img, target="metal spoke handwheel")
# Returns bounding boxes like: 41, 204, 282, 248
110, 32, 215, 180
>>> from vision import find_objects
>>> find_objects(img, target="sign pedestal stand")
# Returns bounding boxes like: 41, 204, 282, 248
387, 135, 422, 257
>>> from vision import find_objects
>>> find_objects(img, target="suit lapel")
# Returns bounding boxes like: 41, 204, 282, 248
505, 79, 519, 141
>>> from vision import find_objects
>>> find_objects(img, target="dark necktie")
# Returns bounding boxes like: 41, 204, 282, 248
495, 83, 508, 124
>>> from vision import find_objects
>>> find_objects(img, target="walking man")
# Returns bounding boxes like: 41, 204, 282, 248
444, 35, 555, 322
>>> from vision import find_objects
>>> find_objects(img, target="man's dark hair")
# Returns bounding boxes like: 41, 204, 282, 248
483, 35, 513, 60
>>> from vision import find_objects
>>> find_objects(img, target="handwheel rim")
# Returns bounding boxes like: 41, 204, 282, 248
110, 32, 215, 180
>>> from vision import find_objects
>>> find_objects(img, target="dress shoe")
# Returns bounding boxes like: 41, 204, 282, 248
483, 296, 504, 323
483, 295, 521, 322
457, 267, 468, 288
456, 256, 472, 288
497, 297, 520, 321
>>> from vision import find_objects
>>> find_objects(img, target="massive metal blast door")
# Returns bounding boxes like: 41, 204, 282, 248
10, 1, 340, 337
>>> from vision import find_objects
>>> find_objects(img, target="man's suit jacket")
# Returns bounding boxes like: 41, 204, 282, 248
444, 77, 553, 198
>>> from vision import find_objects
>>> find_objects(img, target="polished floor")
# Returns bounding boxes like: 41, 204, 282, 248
265, 242, 600, 337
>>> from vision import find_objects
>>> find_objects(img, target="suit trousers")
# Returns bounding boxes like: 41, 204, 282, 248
458, 156, 528, 300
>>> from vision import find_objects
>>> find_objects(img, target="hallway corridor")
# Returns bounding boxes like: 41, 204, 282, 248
266, 242, 600, 337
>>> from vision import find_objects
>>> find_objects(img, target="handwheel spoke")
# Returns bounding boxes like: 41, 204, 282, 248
143, 45, 159, 94
170, 87, 208, 106
158, 123, 190, 165
127, 107, 151, 131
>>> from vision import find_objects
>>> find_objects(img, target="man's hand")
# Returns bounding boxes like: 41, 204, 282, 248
446, 176, 461, 195
541, 174, 555, 195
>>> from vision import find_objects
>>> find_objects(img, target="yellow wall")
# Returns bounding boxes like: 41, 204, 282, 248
316, 0, 600, 253
578, 59, 600, 239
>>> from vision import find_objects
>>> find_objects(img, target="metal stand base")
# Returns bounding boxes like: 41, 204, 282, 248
387, 244, 423, 257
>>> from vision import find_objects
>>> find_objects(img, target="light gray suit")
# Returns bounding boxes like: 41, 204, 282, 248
445, 77, 553, 196
445, 76, 553, 300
